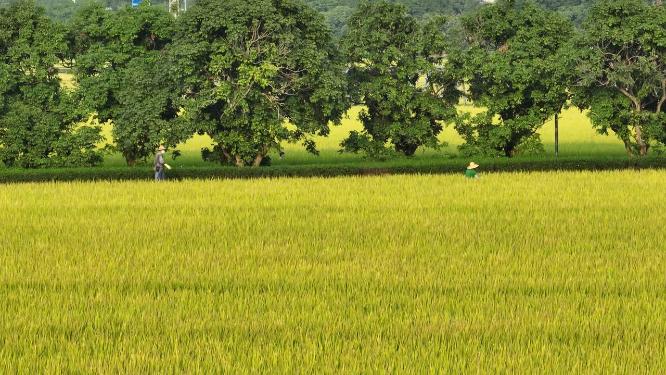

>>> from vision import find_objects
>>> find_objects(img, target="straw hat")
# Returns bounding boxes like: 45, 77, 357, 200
158, 145, 166, 151
467, 162, 479, 169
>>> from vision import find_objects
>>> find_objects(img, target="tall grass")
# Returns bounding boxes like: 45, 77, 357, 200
1, 171, 665, 372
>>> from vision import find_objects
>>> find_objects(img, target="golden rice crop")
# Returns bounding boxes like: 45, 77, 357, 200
1, 171, 665, 373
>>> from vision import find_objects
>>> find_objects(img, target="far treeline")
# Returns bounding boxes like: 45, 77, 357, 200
0, 0, 665, 168
14, 0, 598, 34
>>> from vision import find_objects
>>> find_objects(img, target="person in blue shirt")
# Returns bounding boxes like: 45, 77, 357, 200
154, 145, 171, 181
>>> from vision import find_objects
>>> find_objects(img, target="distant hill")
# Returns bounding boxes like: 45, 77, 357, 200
3, 0, 595, 33
306, 0, 483, 35
307, 0, 594, 35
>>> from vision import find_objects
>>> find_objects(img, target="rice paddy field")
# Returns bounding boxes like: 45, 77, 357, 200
2, 171, 666, 372
3, 73, 663, 372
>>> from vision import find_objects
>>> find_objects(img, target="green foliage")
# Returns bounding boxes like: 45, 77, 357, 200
36, 0, 90, 23
308, 0, 594, 36
70, 2, 182, 165
340, 130, 398, 160
172, 0, 349, 167
307, 0, 482, 36
114, 51, 184, 165
0, 0, 658, 170
573, 0, 666, 156
320, 5, 353, 37
6, 0, 598, 35
0, 0, 103, 168
534, 0, 595, 25
341, 1, 458, 157
451, 0, 574, 157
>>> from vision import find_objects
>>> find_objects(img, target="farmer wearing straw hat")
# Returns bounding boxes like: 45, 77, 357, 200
154, 145, 171, 181
465, 162, 479, 179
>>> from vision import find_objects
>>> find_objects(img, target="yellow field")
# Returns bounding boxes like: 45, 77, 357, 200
1, 170, 665, 372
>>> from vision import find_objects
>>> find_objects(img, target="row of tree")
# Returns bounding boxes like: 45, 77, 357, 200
0, 0, 664, 168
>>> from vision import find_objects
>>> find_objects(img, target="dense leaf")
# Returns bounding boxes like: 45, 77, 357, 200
171, 0, 349, 167
71, 2, 183, 165
0, 0, 103, 168
341, 1, 459, 157
451, 0, 574, 157
573, 0, 666, 156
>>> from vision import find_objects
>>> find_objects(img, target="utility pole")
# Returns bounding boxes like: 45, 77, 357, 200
169, 0, 178, 16
554, 111, 559, 158
168, 0, 186, 16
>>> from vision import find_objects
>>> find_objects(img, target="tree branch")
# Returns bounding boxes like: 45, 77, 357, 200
616, 86, 641, 109
657, 79, 666, 113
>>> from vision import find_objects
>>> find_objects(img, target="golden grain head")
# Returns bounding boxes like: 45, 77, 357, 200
0, 171, 664, 372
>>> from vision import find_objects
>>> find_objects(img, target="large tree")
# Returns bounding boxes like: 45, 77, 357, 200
70, 2, 182, 165
451, 0, 574, 157
341, 1, 459, 157
171, 0, 349, 167
574, 0, 666, 156
0, 0, 103, 168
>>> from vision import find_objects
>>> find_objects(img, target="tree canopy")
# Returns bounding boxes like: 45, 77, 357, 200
1, 0, 666, 170
574, 0, 666, 156
341, 1, 459, 157
0, 0, 102, 168
70, 2, 181, 165
171, 0, 349, 166
451, 0, 574, 157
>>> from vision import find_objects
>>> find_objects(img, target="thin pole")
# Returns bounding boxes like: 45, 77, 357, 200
554, 111, 559, 158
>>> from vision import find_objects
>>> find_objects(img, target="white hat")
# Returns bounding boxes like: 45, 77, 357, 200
467, 162, 479, 169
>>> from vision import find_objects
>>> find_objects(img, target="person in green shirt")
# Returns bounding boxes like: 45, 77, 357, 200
465, 162, 479, 179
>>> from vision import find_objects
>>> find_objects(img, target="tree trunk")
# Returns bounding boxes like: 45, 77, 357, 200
623, 139, 634, 157
635, 127, 648, 156
617, 88, 648, 156
503, 138, 518, 157
251, 146, 268, 167
252, 153, 264, 167
124, 153, 137, 167
658, 80, 666, 113
633, 106, 648, 156
221, 148, 232, 164
234, 155, 245, 167
397, 143, 418, 156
